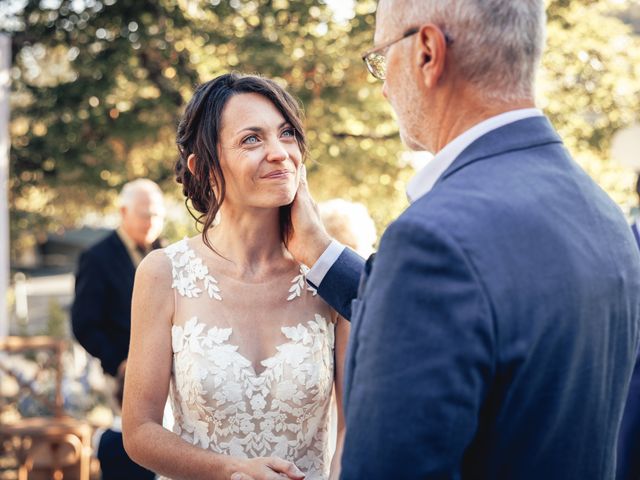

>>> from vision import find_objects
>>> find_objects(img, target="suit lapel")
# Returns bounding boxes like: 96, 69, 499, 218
632, 222, 640, 249
108, 232, 136, 276
344, 253, 377, 409
357, 253, 376, 298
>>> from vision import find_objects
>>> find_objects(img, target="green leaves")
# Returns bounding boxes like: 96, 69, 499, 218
7, 0, 640, 258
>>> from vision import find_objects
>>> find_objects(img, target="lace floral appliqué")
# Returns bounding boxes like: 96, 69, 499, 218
164, 238, 222, 300
288, 265, 318, 300
170, 316, 334, 478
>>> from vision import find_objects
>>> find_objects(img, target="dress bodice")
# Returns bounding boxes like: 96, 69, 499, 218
161, 238, 336, 480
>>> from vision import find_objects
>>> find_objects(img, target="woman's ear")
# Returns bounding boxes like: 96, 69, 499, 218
187, 153, 197, 175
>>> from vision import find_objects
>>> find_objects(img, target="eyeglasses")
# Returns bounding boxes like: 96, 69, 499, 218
361, 27, 453, 81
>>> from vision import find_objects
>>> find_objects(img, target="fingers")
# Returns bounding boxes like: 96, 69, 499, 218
230, 474, 255, 480
267, 458, 305, 479
298, 163, 307, 184
229, 470, 281, 480
296, 164, 309, 195
294, 165, 316, 209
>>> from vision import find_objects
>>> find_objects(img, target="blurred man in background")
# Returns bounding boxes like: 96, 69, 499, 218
71, 178, 165, 377
72, 178, 165, 476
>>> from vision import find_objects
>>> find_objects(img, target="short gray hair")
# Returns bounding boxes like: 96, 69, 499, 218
385, 0, 546, 102
118, 178, 164, 208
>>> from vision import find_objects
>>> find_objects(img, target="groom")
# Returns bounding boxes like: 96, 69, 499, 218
284, 1, 640, 479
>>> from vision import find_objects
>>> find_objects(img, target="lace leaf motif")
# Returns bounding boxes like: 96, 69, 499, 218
164, 238, 222, 300
287, 265, 317, 301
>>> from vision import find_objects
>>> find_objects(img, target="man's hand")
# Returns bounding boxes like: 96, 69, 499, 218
287, 164, 332, 267
229, 457, 305, 480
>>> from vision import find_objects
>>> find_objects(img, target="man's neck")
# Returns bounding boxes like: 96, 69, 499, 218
432, 83, 536, 153
436, 103, 536, 153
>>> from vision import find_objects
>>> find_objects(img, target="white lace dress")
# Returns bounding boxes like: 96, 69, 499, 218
159, 238, 336, 480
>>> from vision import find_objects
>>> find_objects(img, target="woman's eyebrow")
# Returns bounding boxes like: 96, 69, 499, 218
235, 121, 290, 136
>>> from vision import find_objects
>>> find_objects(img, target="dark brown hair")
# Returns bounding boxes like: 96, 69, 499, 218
175, 73, 307, 251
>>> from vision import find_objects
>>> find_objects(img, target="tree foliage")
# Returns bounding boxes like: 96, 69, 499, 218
543, 0, 640, 209
4, 0, 640, 257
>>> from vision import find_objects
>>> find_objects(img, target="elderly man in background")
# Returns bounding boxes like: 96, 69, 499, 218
279, 1, 640, 479
72, 178, 165, 378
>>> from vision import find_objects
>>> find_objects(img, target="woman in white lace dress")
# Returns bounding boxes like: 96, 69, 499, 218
122, 74, 349, 480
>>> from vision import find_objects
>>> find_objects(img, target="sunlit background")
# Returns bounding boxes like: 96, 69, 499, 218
2, 0, 640, 261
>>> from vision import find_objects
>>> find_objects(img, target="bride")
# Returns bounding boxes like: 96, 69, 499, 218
122, 73, 349, 480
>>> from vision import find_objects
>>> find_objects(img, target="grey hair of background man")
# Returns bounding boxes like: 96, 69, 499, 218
381, 0, 546, 102
118, 178, 164, 208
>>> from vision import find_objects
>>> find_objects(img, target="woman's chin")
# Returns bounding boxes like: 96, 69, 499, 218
272, 189, 296, 207
255, 195, 295, 209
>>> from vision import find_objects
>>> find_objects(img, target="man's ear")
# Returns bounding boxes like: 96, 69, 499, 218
416, 24, 448, 89
187, 153, 197, 175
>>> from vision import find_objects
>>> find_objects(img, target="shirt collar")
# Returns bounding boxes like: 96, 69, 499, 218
406, 108, 544, 203
116, 227, 147, 267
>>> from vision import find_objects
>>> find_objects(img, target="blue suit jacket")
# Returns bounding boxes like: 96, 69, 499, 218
317, 117, 640, 479
617, 221, 640, 480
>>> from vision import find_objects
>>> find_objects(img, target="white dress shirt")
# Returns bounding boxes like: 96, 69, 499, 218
306, 108, 544, 288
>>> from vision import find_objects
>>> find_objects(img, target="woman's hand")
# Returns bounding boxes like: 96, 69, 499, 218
229, 457, 305, 480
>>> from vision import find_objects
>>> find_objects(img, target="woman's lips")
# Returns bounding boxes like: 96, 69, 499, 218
261, 170, 293, 179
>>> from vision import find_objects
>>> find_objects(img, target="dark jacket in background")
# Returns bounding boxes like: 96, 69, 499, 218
71, 230, 161, 376
96, 429, 155, 480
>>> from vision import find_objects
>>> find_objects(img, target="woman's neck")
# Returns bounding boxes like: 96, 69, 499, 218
204, 206, 291, 279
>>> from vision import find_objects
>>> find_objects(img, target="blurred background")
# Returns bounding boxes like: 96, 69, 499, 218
1, 0, 640, 478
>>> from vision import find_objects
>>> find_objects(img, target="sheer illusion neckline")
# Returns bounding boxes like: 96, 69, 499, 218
186, 240, 302, 286
166, 237, 323, 375
162, 237, 334, 479
164, 237, 315, 301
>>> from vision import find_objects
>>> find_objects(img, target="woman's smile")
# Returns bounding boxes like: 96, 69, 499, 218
261, 169, 294, 180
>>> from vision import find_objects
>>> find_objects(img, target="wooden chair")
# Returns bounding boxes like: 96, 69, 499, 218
0, 336, 92, 480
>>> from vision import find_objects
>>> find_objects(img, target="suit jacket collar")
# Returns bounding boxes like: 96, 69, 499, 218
434, 115, 563, 189
407, 109, 544, 202
106, 230, 136, 272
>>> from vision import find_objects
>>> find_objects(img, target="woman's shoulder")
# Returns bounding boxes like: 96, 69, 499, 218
162, 235, 198, 255
136, 248, 173, 286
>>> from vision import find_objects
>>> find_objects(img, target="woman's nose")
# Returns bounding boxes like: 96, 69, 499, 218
265, 139, 289, 162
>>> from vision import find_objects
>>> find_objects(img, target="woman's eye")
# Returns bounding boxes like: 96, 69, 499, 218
282, 129, 295, 138
243, 135, 259, 145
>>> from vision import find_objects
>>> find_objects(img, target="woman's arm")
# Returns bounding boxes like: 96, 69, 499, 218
329, 314, 350, 480
122, 250, 304, 480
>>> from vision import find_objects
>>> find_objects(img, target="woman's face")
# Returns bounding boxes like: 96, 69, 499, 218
217, 92, 302, 211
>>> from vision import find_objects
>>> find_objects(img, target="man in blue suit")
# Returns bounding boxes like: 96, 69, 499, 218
282, 1, 640, 479
617, 175, 640, 480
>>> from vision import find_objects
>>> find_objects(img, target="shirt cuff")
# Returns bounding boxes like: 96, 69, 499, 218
306, 240, 345, 288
